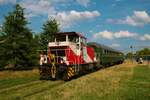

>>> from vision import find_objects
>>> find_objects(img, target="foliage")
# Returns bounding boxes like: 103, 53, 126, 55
136, 48, 150, 55
126, 48, 150, 58
30, 34, 41, 66
0, 32, 7, 69
40, 18, 59, 50
0, 4, 34, 69
0, 4, 60, 70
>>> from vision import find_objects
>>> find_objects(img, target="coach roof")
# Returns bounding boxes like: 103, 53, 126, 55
87, 42, 122, 54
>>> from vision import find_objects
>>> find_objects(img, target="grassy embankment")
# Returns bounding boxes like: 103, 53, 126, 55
0, 69, 39, 89
0, 62, 150, 100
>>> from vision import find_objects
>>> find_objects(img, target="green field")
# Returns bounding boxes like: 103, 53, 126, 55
0, 63, 150, 100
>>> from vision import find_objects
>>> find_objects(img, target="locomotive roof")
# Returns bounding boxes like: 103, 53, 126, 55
87, 42, 123, 54
55, 32, 86, 39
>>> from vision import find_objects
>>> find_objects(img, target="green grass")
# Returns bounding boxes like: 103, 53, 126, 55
119, 65, 150, 100
0, 70, 39, 89
0, 69, 64, 100
0, 76, 39, 89
0, 64, 150, 100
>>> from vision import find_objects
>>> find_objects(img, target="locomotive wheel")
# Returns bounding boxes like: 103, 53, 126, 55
39, 67, 42, 75
47, 67, 51, 80
62, 70, 68, 81
40, 68, 47, 80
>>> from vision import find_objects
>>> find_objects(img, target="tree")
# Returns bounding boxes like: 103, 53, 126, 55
136, 48, 150, 55
1, 4, 33, 69
0, 32, 7, 69
30, 34, 41, 66
0, 32, 7, 43
40, 18, 59, 50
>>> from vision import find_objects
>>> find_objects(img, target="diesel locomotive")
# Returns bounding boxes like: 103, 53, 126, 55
39, 32, 124, 80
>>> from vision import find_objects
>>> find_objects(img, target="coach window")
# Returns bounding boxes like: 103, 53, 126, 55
103, 49, 105, 54
105, 50, 107, 54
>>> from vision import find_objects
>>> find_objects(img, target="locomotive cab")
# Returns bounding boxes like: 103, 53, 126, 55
48, 32, 87, 65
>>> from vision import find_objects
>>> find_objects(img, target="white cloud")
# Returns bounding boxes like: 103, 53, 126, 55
19, 0, 94, 19
114, 31, 137, 38
93, 30, 137, 40
76, 0, 90, 7
19, 0, 100, 28
20, 0, 56, 19
0, 0, 16, 5
93, 30, 114, 40
107, 11, 150, 27
50, 10, 100, 28
140, 34, 150, 41
110, 43, 120, 48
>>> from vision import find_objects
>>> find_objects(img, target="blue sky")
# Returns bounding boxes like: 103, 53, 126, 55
0, 0, 150, 53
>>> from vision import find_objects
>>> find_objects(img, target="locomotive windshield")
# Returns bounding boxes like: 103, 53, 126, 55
68, 35, 79, 43
55, 35, 66, 42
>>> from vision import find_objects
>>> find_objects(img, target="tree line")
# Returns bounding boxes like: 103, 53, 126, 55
126, 48, 150, 61
126, 48, 150, 57
0, 4, 59, 70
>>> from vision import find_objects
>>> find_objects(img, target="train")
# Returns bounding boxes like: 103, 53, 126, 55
39, 32, 124, 80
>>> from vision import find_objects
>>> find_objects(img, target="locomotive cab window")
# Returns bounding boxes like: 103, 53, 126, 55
68, 35, 79, 43
55, 35, 66, 42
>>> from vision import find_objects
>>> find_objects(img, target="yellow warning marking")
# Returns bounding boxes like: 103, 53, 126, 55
71, 69, 75, 74
70, 68, 73, 71
68, 71, 73, 76
68, 72, 71, 77
68, 70, 72, 73
72, 70, 74, 73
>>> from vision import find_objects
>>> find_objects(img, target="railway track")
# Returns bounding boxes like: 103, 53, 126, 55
23, 81, 64, 98
0, 80, 43, 93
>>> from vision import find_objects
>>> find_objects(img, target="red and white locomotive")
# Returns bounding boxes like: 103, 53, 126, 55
39, 32, 97, 80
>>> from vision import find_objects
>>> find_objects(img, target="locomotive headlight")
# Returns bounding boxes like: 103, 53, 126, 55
60, 57, 64, 64
62, 57, 69, 65
61, 60, 63, 64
